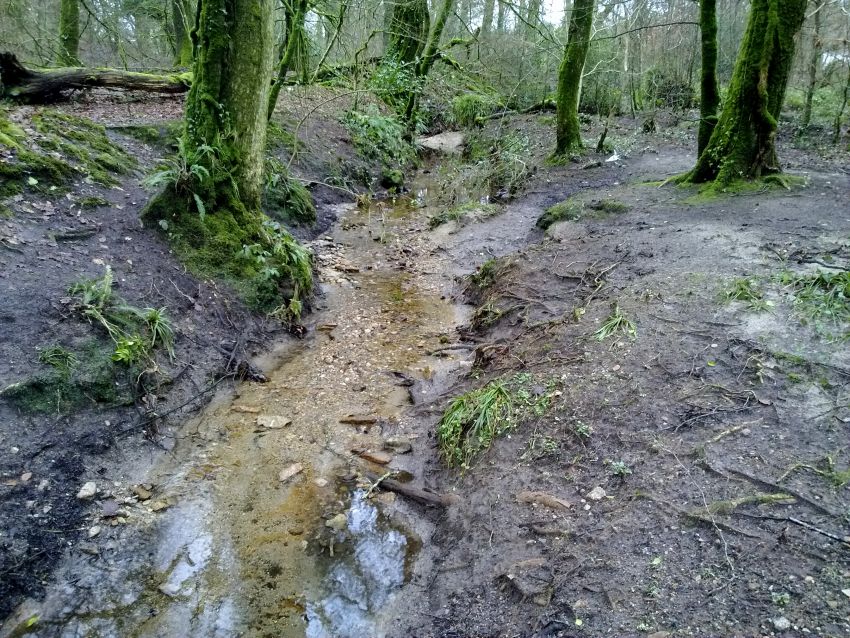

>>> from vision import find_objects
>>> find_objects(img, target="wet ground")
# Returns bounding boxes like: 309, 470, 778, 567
2, 100, 850, 637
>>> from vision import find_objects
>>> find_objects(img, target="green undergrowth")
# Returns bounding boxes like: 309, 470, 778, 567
342, 106, 415, 184
1, 108, 135, 199
723, 269, 850, 340
437, 372, 554, 469
263, 157, 316, 226
1, 339, 132, 414
593, 302, 637, 341
79, 195, 110, 208
1, 266, 175, 414
537, 197, 629, 230
429, 201, 499, 228
266, 120, 298, 152
450, 93, 503, 127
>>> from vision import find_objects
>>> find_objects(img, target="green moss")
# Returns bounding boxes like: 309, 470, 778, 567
32, 110, 136, 186
451, 93, 501, 127
79, 195, 110, 208
113, 125, 161, 144
537, 197, 628, 229
681, 174, 807, 204
1, 340, 131, 414
144, 189, 313, 312
0, 108, 26, 149
266, 121, 298, 152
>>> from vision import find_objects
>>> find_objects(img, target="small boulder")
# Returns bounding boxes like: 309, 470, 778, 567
586, 486, 606, 501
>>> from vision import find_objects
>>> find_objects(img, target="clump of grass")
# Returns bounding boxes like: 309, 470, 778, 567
263, 158, 316, 226
429, 202, 499, 229
723, 277, 763, 303
37, 345, 78, 376
450, 93, 502, 128
437, 373, 554, 469
79, 195, 109, 208
778, 270, 850, 337
593, 302, 636, 341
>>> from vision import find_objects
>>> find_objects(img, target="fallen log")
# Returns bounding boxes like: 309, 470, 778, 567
0, 52, 191, 102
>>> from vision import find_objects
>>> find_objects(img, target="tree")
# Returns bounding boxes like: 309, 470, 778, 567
268, 0, 310, 119
554, 0, 595, 156
802, 0, 825, 129
684, 0, 808, 185
386, 0, 431, 64
57, 0, 81, 66
697, 0, 720, 156
171, 0, 193, 67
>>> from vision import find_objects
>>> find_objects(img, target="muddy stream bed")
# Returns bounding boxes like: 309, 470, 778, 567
4, 183, 475, 638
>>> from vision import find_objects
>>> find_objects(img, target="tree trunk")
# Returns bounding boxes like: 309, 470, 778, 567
834, 60, 850, 145
386, 0, 431, 64
802, 0, 824, 129
0, 52, 190, 102
184, 0, 276, 209
402, 0, 456, 122
481, 0, 496, 35
171, 0, 193, 67
267, 0, 309, 119
554, 0, 595, 156
57, 0, 80, 66
686, 0, 808, 184
697, 0, 720, 156
496, 0, 506, 32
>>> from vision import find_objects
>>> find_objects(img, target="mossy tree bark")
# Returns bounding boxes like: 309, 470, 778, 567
802, 0, 824, 129
697, 0, 720, 157
268, 0, 310, 119
386, 0, 431, 64
554, 0, 595, 156
401, 0, 455, 122
171, 0, 194, 67
57, 0, 81, 66
185, 0, 275, 209
685, 0, 808, 184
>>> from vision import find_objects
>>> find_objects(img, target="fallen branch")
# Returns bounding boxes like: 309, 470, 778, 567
363, 471, 454, 508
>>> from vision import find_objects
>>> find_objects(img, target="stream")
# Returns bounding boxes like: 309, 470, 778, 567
5, 184, 472, 638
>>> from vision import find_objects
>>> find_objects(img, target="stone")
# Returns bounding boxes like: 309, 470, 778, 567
499, 557, 553, 606
150, 500, 171, 512
325, 513, 348, 531
353, 449, 392, 465
417, 132, 465, 155
132, 485, 152, 501
516, 491, 571, 511
279, 463, 304, 483
586, 486, 606, 501
383, 436, 413, 454
772, 617, 791, 631
257, 415, 292, 429
88, 525, 101, 538
77, 481, 97, 500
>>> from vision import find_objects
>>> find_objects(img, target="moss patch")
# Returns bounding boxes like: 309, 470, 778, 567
537, 197, 629, 229
429, 201, 500, 228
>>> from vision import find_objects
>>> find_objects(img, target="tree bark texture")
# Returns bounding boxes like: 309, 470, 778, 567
554, 0, 595, 155
802, 0, 824, 129
57, 0, 81, 66
687, 0, 808, 184
386, 0, 431, 64
185, 0, 276, 209
697, 0, 720, 156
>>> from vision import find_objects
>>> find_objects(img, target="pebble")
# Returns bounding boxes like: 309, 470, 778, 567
76, 481, 97, 500
88, 525, 101, 538
587, 486, 606, 501
279, 463, 304, 483
383, 436, 413, 454
325, 513, 348, 531
772, 617, 791, 631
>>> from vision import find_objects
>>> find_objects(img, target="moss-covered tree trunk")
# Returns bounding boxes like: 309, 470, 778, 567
401, 0, 455, 123
184, 0, 275, 209
267, 0, 309, 119
686, 0, 808, 184
481, 0, 496, 35
386, 0, 431, 64
57, 0, 80, 66
171, 0, 193, 67
697, 0, 720, 157
802, 0, 824, 129
554, 0, 595, 156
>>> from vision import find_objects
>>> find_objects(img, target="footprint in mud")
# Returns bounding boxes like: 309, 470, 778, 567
306, 490, 409, 638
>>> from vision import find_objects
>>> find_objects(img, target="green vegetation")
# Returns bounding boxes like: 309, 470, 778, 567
721, 277, 772, 311
343, 106, 415, 172
429, 201, 499, 228
437, 373, 553, 469
451, 93, 501, 127
779, 270, 850, 339
537, 197, 629, 230
593, 302, 636, 341
609, 460, 632, 477
264, 158, 316, 225
1, 339, 131, 414
79, 195, 109, 208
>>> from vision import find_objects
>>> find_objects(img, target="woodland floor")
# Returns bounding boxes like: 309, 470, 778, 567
1, 91, 849, 638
